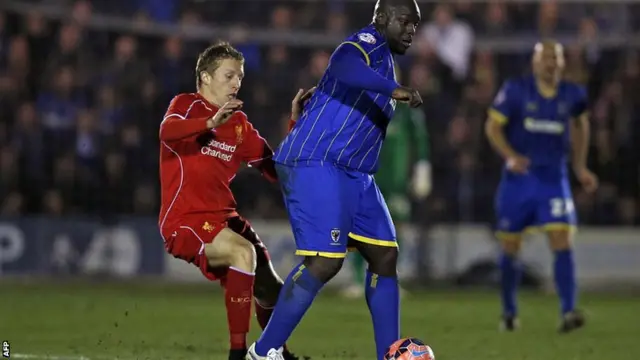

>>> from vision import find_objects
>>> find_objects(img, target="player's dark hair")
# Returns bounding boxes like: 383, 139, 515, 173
195, 41, 244, 90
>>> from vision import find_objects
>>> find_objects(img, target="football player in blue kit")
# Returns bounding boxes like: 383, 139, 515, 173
485, 40, 598, 333
246, 0, 423, 359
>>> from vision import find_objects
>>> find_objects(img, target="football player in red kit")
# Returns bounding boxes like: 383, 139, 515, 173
158, 42, 312, 360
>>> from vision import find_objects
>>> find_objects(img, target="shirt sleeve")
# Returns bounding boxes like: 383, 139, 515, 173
242, 119, 277, 182
488, 80, 518, 125
159, 94, 210, 141
328, 42, 398, 96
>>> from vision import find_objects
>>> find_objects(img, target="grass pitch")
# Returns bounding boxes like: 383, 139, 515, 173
1, 281, 639, 360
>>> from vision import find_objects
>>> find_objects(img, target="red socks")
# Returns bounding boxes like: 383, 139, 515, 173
224, 267, 255, 350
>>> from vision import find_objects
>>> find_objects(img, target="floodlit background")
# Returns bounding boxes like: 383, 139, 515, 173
0, 0, 639, 359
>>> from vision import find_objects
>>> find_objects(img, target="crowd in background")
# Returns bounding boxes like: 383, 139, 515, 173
1, 0, 639, 225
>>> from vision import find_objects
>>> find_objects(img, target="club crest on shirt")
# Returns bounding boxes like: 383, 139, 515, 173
330, 228, 341, 243
358, 33, 376, 44
202, 222, 215, 233
235, 124, 243, 144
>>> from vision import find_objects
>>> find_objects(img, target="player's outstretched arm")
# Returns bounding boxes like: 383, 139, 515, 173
160, 115, 210, 142
329, 45, 422, 107
159, 98, 243, 141
329, 44, 399, 96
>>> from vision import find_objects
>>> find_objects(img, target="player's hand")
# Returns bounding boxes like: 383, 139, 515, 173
392, 86, 423, 108
291, 87, 316, 121
208, 99, 243, 128
574, 167, 599, 194
506, 155, 530, 174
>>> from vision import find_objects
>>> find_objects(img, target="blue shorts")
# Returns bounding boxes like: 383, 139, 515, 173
276, 163, 397, 258
495, 171, 576, 237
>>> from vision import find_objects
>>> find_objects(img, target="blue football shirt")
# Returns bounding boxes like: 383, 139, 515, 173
274, 24, 398, 174
489, 75, 587, 175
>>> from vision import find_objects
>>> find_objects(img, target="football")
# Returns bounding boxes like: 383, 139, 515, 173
384, 337, 435, 360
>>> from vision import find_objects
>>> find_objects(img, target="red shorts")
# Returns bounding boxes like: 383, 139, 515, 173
162, 216, 270, 282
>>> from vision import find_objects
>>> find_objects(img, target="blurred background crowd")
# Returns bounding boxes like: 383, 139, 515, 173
1, 0, 639, 225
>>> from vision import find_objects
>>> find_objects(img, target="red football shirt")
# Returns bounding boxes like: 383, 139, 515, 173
158, 93, 276, 234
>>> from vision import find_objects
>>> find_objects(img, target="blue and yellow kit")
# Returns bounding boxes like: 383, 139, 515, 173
274, 24, 400, 257
490, 75, 587, 237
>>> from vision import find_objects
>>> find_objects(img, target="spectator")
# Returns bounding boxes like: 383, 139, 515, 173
37, 66, 86, 157
101, 35, 149, 102
6, 35, 31, 100
45, 22, 93, 89
421, 4, 474, 86
0, 3, 637, 224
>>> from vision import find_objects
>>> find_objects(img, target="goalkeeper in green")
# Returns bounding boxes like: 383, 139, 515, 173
341, 93, 431, 298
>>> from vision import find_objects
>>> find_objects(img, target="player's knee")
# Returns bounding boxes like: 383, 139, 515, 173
303, 256, 344, 284
229, 240, 257, 273
500, 237, 522, 255
367, 246, 398, 277
547, 231, 572, 251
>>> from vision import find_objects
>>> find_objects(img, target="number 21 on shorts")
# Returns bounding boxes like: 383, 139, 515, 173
550, 197, 574, 218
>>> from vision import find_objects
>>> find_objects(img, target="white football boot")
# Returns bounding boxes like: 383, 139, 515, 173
246, 343, 284, 360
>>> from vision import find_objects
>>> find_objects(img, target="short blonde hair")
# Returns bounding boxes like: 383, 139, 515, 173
195, 41, 244, 89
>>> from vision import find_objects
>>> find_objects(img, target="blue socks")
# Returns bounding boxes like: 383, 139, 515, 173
500, 249, 577, 318
365, 270, 400, 360
554, 249, 576, 315
499, 253, 521, 317
254, 264, 400, 360
254, 263, 323, 356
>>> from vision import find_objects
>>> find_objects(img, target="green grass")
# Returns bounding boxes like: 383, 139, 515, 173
1, 281, 639, 360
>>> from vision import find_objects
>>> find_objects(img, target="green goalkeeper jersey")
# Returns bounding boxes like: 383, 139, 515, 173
375, 102, 430, 193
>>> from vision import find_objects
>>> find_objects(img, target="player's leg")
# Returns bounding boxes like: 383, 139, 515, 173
350, 240, 399, 360
227, 217, 282, 326
165, 222, 256, 358
252, 242, 284, 331
349, 176, 400, 360
206, 228, 258, 358
384, 192, 412, 297
343, 194, 402, 299
546, 228, 584, 332
538, 184, 583, 332
251, 251, 345, 358
494, 175, 535, 331
250, 164, 355, 358
495, 232, 524, 331
227, 217, 305, 360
